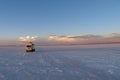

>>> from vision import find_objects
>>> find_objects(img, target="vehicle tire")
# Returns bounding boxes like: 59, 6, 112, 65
32, 49, 35, 52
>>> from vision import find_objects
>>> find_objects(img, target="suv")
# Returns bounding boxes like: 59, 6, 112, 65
26, 42, 35, 52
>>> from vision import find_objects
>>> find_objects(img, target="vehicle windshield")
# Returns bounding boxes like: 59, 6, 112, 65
26, 45, 32, 47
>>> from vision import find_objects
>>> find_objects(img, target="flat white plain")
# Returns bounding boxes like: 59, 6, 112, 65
0, 44, 120, 80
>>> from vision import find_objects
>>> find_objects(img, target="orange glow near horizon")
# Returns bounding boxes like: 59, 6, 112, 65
0, 33, 120, 45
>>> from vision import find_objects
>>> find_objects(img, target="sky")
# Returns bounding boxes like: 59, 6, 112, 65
0, 0, 120, 45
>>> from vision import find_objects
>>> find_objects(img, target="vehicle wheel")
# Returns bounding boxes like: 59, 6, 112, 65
32, 49, 35, 52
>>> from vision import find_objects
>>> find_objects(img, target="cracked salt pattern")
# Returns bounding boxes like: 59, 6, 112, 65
0, 44, 120, 80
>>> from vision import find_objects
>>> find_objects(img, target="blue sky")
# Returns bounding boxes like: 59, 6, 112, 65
0, 0, 120, 39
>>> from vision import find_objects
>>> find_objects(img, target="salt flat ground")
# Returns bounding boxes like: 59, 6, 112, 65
0, 44, 120, 80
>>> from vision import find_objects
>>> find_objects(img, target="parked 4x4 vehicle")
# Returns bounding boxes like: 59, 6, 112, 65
26, 42, 35, 52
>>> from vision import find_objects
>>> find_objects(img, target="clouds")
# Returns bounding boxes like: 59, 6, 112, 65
19, 36, 38, 42
48, 35, 76, 42
48, 34, 103, 42
18, 33, 120, 45
47, 33, 120, 45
